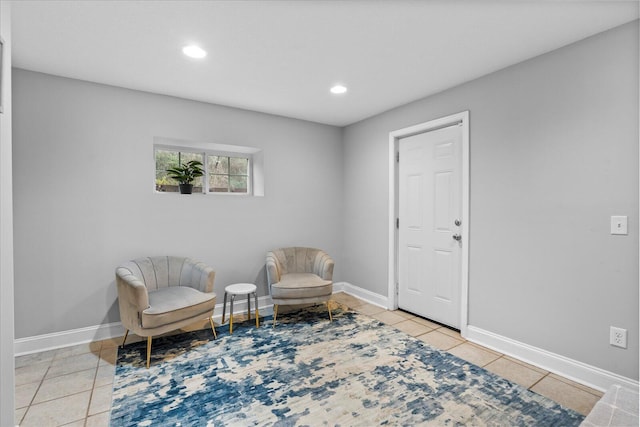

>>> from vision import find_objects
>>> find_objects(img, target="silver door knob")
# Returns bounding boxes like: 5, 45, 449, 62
452, 234, 462, 241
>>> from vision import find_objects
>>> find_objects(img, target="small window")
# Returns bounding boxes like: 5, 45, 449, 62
154, 145, 253, 195
208, 156, 249, 193
155, 149, 205, 193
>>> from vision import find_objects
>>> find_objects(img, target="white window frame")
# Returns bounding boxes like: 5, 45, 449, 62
205, 150, 252, 195
153, 137, 264, 196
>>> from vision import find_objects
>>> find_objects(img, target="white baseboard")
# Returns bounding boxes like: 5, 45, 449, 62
14, 286, 373, 356
15, 296, 276, 356
14, 321, 127, 356
16, 283, 637, 395
466, 325, 639, 393
14, 286, 374, 356
335, 281, 389, 308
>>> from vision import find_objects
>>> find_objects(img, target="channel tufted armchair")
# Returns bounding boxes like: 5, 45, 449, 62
116, 256, 217, 368
266, 247, 334, 327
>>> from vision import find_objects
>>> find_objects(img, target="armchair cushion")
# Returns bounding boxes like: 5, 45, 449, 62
142, 286, 216, 329
271, 273, 332, 300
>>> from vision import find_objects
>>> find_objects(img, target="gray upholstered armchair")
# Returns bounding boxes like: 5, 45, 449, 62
266, 247, 334, 327
116, 256, 217, 368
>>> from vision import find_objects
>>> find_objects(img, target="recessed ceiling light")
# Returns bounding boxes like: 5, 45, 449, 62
330, 85, 347, 94
182, 45, 207, 59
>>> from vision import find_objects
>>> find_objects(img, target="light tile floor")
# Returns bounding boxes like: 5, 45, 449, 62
15, 339, 118, 426
14, 292, 603, 425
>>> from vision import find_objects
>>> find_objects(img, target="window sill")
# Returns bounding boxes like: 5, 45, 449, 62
154, 190, 259, 197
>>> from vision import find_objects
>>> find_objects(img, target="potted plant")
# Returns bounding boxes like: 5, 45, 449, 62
166, 160, 204, 194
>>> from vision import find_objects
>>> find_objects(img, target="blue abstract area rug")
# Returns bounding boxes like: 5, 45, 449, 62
110, 305, 584, 426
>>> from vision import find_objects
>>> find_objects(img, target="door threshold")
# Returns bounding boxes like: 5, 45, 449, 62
398, 309, 461, 333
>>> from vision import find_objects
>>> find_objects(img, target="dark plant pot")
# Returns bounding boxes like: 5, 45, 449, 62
178, 184, 193, 194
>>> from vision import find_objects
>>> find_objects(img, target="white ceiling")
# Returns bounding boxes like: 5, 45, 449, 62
10, 1, 639, 127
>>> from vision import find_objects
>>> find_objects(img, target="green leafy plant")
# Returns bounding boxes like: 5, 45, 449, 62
166, 160, 204, 184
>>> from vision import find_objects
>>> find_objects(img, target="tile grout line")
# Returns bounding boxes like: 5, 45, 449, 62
85, 344, 103, 427
546, 373, 604, 398
527, 372, 550, 391
18, 364, 49, 426
501, 354, 548, 374
486, 354, 505, 368
21, 345, 102, 426
445, 339, 466, 352
16, 354, 57, 426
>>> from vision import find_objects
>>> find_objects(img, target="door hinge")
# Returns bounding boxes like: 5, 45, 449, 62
396, 152, 399, 162
396, 218, 399, 229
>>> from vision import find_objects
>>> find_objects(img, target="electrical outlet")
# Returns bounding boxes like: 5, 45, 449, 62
610, 326, 627, 349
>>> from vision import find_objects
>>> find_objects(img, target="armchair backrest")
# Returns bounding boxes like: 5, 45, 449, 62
266, 247, 334, 285
116, 256, 214, 293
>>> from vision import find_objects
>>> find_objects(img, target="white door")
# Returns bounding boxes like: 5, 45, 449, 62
398, 124, 462, 328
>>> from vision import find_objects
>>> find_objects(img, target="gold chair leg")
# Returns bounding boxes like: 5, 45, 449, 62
273, 304, 278, 328
209, 317, 217, 339
327, 301, 333, 322
121, 329, 129, 348
146, 336, 152, 369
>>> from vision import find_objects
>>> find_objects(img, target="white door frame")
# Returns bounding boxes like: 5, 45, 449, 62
388, 111, 470, 337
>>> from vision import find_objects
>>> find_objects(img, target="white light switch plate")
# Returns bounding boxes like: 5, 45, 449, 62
611, 216, 628, 235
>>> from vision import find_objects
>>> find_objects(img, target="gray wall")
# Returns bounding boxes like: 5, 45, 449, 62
13, 70, 343, 338
342, 21, 639, 379
11, 19, 638, 382
1, 1, 16, 422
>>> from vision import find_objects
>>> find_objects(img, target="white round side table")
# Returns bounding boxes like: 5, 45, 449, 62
221, 283, 259, 334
